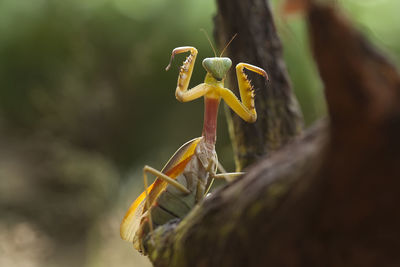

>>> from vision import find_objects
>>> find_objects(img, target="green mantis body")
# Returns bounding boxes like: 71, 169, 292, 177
120, 45, 268, 253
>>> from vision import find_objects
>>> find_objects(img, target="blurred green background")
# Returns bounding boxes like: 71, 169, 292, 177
0, 0, 398, 266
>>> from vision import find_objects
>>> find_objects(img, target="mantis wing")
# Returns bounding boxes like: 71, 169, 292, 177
120, 137, 202, 242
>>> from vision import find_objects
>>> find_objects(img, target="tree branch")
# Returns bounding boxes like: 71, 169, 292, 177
144, 2, 400, 266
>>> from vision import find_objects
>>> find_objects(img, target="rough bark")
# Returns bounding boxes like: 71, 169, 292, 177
143, 2, 400, 266
214, 0, 304, 170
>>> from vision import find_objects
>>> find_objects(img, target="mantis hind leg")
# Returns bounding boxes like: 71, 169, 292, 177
212, 155, 244, 181
215, 160, 242, 180
212, 171, 245, 182
142, 165, 190, 247
142, 167, 155, 247
213, 160, 244, 182
144, 165, 190, 194
204, 156, 245, 195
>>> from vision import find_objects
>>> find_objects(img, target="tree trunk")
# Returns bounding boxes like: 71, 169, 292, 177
214, 0, 304, 170
143, 1, 400, 266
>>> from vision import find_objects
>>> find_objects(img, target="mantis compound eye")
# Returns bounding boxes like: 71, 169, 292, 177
202, 57, 232, 81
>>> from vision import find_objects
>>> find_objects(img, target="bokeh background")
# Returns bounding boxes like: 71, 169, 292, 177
0, 0, 399, 266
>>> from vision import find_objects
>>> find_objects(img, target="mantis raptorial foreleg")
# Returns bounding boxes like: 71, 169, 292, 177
165, 47, 211, 102
165, 47, 268, 124
219, 63, 268, 123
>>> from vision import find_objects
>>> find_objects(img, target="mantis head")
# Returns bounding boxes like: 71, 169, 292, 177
202, 57, 232, 81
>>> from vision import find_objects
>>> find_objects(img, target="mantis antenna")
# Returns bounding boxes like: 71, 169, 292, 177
200, 28, 217, 57
220, 33, 237, 57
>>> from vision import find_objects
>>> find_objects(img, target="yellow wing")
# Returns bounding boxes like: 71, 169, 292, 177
120, 137, 202, 242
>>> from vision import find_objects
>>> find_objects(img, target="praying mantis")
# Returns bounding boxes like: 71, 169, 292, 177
120, 38, 268, 253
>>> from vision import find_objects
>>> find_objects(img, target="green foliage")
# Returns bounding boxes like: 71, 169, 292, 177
0, 0, 218, 170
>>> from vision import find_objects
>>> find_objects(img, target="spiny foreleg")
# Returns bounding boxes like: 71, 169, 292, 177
218, 63, 268, 122
166, 46, 210, 102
